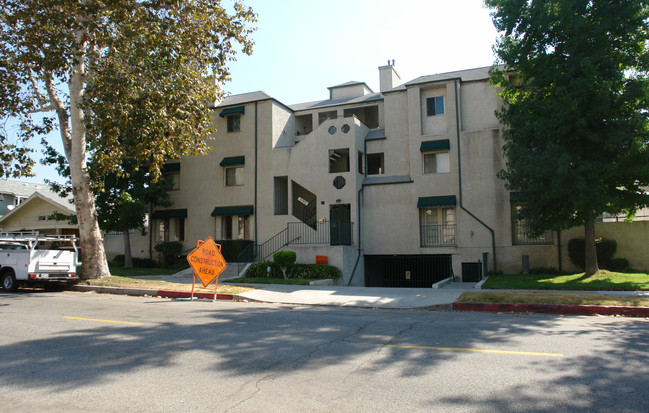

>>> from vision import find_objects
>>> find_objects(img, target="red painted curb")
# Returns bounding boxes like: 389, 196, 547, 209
156, 290, 234, 300
452, 302, 649, 317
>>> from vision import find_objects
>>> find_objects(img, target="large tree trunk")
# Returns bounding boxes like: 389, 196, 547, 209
55, 22, 110, 280
584, 214, 599, 276
123, 230, 133, 268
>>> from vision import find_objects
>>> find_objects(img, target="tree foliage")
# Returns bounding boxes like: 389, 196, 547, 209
486, 0, 649, 274
0, 0, 256, 278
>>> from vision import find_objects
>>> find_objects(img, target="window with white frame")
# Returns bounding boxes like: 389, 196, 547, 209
423, 151, 450, 174
225, 166, 244, 186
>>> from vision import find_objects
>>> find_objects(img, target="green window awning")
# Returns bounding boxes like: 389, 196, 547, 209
211, 205, 254, 217
420, 139, 450, 152
152, 209, 187, 219
162, 163, 180, 173
219, 106, 245, 117
417, 195, 457, 208
220, 156, 245, 166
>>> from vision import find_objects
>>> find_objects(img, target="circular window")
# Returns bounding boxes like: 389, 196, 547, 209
328, 126, 337, 135
333, 176, 346, 189
341, 124, 351, 133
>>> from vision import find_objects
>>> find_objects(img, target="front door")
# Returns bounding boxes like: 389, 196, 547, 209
330, 204, 351, 246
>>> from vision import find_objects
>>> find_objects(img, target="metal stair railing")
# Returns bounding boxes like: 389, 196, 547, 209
237, 227, 302, 275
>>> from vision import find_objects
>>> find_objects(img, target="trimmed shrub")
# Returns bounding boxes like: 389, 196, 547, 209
132, 258, 157, 268
567, 238, 617, 269
606, 257, 630, 272
246, 261, 282, 277
111, 254, 125, 266
288, 264, 342, 280
154, 241, 183, 267
273, 251, 297, 279
245, 260, 342, 280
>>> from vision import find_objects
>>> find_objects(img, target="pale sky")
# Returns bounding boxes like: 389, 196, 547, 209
26, 0, 499, 184
226, 0, 499, 105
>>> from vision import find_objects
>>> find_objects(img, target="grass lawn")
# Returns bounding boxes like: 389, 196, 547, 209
458, 291, 649, 307
226, 277, 312, 285
83, 275, 253, 295
108, 266, 182, 277
483, 270, 649, 291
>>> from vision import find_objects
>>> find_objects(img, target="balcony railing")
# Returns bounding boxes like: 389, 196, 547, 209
420, 224, 456, 247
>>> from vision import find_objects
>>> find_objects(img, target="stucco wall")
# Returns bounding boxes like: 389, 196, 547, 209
0, 198, 76, 233
104, 233, 151, 262
561, 222, 649, 272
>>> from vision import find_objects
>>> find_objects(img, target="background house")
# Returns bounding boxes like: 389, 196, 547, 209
0, 180, 78, 237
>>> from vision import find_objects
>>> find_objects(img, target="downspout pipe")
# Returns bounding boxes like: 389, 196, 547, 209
454, 79, 497, 272
347, 137, 367, 286
254, 101, 258, 246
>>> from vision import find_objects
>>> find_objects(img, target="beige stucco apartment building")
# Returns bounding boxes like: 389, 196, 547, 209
111, 64, 649, 285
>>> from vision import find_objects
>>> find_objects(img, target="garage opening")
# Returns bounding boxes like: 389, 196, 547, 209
364, 254, 452, 288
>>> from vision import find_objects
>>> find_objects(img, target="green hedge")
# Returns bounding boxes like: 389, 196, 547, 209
567, 238, 617, 269
154, 241, 183, 267
246, 260, 342, 280
606, 257, 630, 272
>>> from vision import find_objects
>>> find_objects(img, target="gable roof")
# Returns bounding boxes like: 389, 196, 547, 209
289, 92, 384, 112
0, 191, 75, 225
0, 180, 51, 198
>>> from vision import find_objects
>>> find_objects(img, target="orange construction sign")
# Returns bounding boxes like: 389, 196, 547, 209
186, 236, 227, 288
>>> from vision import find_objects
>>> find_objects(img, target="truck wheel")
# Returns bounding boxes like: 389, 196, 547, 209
1, 270, 17, 292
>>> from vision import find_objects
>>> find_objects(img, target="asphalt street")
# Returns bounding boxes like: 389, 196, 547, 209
1, 291, 648, 412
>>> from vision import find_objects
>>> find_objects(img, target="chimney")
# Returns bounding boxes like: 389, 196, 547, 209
378, 60, 401, 93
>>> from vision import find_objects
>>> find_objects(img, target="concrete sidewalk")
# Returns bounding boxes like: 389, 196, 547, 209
76, 273, 649, 315
232, 283, 473, 309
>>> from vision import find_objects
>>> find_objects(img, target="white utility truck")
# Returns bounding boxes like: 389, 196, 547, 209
0, 232, 80, 292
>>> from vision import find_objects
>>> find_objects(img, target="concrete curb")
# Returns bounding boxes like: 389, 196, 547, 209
71, 285, 234, 301
453, 302, 649, 317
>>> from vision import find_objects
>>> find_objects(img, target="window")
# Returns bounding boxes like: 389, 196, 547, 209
227, 115, 241, 132
274, 176, 288, 215
165, 172, 180, 190
157, 218, 185, 242
329, 148, 350, 173
225, 166, 244, 186
358, 151, 364, 174
221, 215, 249, 239
367, 153, 384, 175
162, 163, 181, 190
511, 204, 553, 245
420, 207, 456, 247
426, 96, 444, 116
423, 151, 450, 174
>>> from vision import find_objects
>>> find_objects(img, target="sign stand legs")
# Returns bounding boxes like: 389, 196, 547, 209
191, 271, 196, 301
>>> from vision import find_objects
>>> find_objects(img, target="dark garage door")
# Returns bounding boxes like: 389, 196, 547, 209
364, 255, 452, 288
